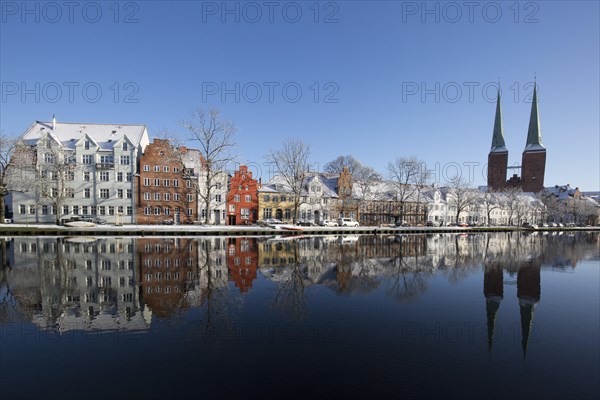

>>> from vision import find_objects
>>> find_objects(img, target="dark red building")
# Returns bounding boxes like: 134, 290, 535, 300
226, 165, 258, 225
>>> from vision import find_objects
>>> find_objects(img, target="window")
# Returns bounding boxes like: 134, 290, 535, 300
187, 194, 193, 202
234, 194, 240, 202
163, 166, 169, 172
82, 154, 93, 164
187, 208, 193, 216
118, 206, 124, 215
99, 206, 106, 215
29, 205, 36, 214
245, 195, 251, 202
154, 207, 161, 215
144, 178, 150, 186
154, 178, 160, 186
163, 179, 170, 187
120, 156, 130, 165
229, 204, 235, 212
65, 188, 74, 198
66, 171, 75, 181
42, 205, 48, 215
82, 206, 88, 215
143, 165, 150, 171
90, 206, 96, 215
83, 171, 90, 181
144, 207, 150, 216
100, 155, 113, 164
264, 208, 272, 219
164, 193, 171, 201
109, 206, 115, 216
164, 207, 170, 215
126, 206, 132, 215
173, 180, 179, 187
126, 173, 132, 182
186, 180, 192, 188
62, 205, 69, 215
117, 189, 124, 199
154, 166, 160, 172
173, 167, 179, 173
84, 141, 90, 150
100, 189, 109, 199
43, 153, 54, 163
122, 142, 128, 151
215, 194, 221, 203
241, 208, 249, 219
174, 193, 180, 201
117, 172, 123, 182
19, 205, 25, 214
84, 188, 91, 198
126, 190, 132, 199
143, 192, 150, 200
154, 193, 161, 201
99, 171, 109, 181
264, 195, 270, 202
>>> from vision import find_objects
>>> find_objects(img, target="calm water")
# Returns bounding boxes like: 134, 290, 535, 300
1, 232, 598, 399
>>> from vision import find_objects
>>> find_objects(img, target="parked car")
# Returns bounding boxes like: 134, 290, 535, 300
457, 222, 469, 227
297, 220, 316, 226
2, 218, 12, 224
426, 221, 435, 227
339, 217, 359, 227
395, 220, 409, 227
320, 219, 338, 227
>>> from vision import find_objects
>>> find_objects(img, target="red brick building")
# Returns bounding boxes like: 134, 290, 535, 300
136, 139, 199, 224
226, 165, 259, 225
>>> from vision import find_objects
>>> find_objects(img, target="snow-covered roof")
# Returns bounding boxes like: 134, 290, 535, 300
20, 120, 148, 150
259, 172, 340, 197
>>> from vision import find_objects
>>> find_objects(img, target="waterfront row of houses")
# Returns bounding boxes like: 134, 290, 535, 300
5, 119, 599, 226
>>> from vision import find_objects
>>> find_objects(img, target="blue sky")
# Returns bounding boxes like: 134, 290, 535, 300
1, 1, 598, 189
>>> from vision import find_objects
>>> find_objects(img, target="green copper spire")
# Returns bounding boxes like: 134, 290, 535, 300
490, 89, 507, 153
525, 82, 544, 151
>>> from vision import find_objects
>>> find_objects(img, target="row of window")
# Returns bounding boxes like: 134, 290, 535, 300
81, 154, 131, 165
143, 165, 180, 173
142, 192, 194, 202
232, 194, 253, 202
81, 171, 133, 182
227, 205, 252, 218
83, 141, 129, 151
18, 204, 133, 216
142, 178, 188, 187
143, 207, 194, 217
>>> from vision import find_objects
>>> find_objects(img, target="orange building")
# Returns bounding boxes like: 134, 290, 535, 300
226, 165, 259, 225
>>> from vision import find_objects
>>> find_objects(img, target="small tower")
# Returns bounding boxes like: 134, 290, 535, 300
521, 83, 546, 192
487, 89, 508, 191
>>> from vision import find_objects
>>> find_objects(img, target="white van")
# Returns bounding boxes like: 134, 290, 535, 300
338, 217, 359, 227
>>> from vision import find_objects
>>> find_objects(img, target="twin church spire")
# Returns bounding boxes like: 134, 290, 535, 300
487, 81, 546, 192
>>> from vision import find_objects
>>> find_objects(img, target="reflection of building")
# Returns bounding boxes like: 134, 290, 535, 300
137, 238, 199, 317
226, 238, 258, 292
483, 263, 504, 353
8, 237, 149, 331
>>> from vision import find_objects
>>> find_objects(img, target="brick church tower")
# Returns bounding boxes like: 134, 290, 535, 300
487, 89, 508, 190
487, 83, 546, 192
521, 83, 546, 192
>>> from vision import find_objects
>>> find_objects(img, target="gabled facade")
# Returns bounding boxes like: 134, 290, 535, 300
9, 120, 149, 224
226, 165, 259, 225
136, 139, 199, 224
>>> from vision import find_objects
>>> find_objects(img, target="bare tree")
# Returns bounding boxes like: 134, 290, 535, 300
264, 139, 311, 223
324, 155, 362, 176
503, 187, 524, 226
447, 176, 479, 225
482, 190, 502, 226
387, 157, 428, 224
0, 131, 18, 223
181, 108, 237, 225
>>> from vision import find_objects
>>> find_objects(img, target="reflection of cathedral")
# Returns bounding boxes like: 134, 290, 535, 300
484, 259, 541, 357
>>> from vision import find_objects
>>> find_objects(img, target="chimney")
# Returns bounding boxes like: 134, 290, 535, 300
52, 114, 56, 130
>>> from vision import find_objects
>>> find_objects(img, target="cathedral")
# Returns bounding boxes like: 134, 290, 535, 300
487, 83, 546, 192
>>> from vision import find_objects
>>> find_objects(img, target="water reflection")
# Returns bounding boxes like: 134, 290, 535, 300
1, 232, 597, 336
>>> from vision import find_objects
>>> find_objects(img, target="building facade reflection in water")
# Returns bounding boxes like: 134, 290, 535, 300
2, 232, 597, 343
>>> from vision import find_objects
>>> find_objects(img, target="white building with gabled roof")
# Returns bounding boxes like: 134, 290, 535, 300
9, 119, 150, 224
